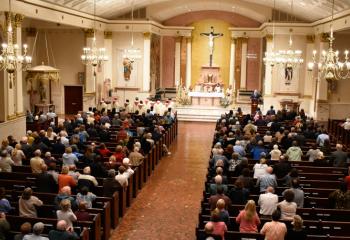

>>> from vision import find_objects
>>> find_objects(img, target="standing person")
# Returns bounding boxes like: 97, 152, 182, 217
23, 222, 48, 240
48, 220, 79, 240
0, 212, 10, 240
286, 141, 303, 161
0, 150, 14, 172
236, 200, 261, 233
286, 215, 307, 240
30, 150, 44, 173
258, 186, 279, 217
56, 199, 77, 228
332, 144, 349, 167
0, 188, 11, 214
277, 189, 297, 220
209, 208, 227, 240
260, 209, 287, 240
19, 188, 43, 218
11, 144, 26, 166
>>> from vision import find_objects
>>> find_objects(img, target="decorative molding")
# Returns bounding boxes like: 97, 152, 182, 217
83, 28, 95, 38
143, 32, 151, 39
84, 92, 96, 96
273, 92, 301, 97
239, 37, 249, 44
7, 114, 17, 120
306, 35, 315, 43
265, 34, 273, 42
115, 87, 140, 91
25, 27, 37, 37
319, 33, 329, 42
14, 14, 24, 28
104, 31, 112, 39
175, 36, 182, 42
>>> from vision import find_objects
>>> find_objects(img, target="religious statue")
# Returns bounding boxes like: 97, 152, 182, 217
207, 73, 214, 83
285, 63, 293, 85
123, 57, 133, 81
103, 78, 112, 101
200, 26, 223, 67
38, 80, 46, 103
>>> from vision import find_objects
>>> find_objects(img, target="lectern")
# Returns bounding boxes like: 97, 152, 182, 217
251, 99, 259, 115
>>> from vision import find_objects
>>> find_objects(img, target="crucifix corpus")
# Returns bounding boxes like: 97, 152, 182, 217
200, 26, 223, 67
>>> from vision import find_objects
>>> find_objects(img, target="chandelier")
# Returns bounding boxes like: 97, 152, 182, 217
263, 0, 278, 67
308, 0, 350, 81
0, 0, 32, 74
123, 1, 142, 61
263, 0, 303, 68
81, 0, 108, 68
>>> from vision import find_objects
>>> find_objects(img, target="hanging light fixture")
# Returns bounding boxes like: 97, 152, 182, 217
263, 0, 278, 67
81, 0, 108, 69
308, 0, 350, 81
0, 0, 32, 74
263, 0, 303, 68
123, 1, 142, 60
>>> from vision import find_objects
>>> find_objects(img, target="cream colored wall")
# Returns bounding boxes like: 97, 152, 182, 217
23, 29, 85, 114
191, 19, 231, 87
328, 32, 350, 119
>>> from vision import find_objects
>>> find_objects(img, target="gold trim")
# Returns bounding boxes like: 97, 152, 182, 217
115, 87, 140, 91
104, 31, 112, 39
306, 35, 315, 43
143, 32, 151, 39
7, 114, 17, 120
265, 34, 273, 42
83, 28, 95, 38
274, 92, 301, 97
319, 33, 329, 43
16, 112, 25, 117
84, 92, 96, 96
14, 14, 24, 28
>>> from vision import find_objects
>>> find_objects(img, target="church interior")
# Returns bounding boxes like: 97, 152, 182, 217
0, 0, 350, 239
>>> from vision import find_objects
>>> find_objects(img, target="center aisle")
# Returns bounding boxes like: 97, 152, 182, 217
110, 121, 215, 240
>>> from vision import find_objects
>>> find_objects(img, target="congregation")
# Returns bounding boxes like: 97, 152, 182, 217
0, 98, 177, 240
197, 107, 350, 240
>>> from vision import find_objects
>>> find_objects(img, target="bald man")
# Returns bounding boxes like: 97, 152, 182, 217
48, 220, 79, 240
198, 222, 221, 240
209, 175, 228, 195
256, 167, 277, 193
258, 186, 278, 216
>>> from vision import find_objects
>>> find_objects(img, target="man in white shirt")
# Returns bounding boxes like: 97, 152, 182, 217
115, 165, 129, 187
122, 158, 134, 178
78, 166, 98, 187
258, 186, 278, 216
342, 118, 350, 130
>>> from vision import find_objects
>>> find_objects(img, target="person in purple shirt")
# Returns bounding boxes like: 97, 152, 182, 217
0, 188, 11, 214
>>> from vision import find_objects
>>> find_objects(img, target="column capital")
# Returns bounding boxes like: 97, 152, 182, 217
319, 33, 329, 42
231, 37, 238, 44
83, 28, 95, 38
104, 31, 112, 39
143, 32, 151, 39
175, 36, 182, 42
240, 37, 248, 44
306, 35, 315, 43
26, 27, 37, 37
265, 34, 273, 42
14, 14, 24, 28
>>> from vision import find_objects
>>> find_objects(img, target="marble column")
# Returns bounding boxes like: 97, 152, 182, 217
316, 33, 329, 101
314, 33, 330, 121
15, 14, 24, 116
240, 37, 248, 90
24, 27, 37, 112
264, 34, 274, 96
229, 38, 236, 89
143, 32, 151, 92
103, 31, 113, 88
185, 37, 192, 89
84, 29, 96, 94
304, 35, 315, 97
174, 36, 181, 87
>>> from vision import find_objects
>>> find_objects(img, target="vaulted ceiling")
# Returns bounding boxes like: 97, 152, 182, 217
37, 0, 350, 23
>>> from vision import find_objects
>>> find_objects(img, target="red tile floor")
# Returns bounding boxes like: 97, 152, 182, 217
110, 121, 215, 240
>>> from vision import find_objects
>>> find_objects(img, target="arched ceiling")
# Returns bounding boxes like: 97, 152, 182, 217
37, 0, 350, 23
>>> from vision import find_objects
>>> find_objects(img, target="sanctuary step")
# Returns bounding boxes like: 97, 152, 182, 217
175, 105, 228, 122
237, 89, 254, 103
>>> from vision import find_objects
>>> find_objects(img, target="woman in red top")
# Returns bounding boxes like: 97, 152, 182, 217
113, 145, 125, 163
98, 143, 111, 157
236, 200, 261, 233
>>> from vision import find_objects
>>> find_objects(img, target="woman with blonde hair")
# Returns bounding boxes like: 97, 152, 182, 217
56, 199, 77, 228
286, 215, 307, 240
11, 144, 26, 166
236, 200, 261, 233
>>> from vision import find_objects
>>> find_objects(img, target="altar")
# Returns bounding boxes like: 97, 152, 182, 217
188, 92, 224, 106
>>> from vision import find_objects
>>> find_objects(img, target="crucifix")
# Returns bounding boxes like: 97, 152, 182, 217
200, 26, 223, 67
